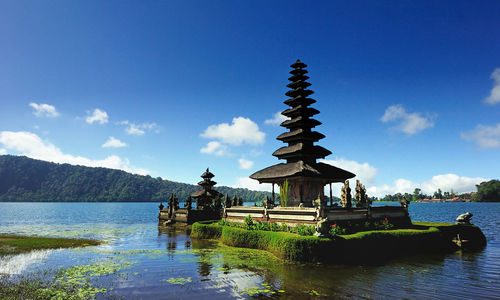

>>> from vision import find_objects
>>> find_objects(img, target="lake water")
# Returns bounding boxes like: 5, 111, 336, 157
0, 202, 499, 299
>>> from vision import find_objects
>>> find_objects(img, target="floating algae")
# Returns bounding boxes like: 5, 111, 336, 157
0, 223, 151, 241
239, 283, 285, 296
83, 248, 169, 259
162, 277, 192, 285
0, 255, 137, 299
177, 242, 285, 273
48, 256, 135, 298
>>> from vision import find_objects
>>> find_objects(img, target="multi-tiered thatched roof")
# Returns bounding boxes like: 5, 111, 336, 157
250, 60, 355, 184
191, 168, 222, 199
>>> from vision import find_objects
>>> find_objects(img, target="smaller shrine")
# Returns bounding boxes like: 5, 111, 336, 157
158, 168, 223, 225
191, 168, 222, 210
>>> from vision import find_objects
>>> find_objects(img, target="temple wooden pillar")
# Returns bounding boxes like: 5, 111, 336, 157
329, 183, 333, 206
272, 183, 275, 203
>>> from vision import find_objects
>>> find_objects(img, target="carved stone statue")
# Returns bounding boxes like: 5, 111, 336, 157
168, 194, 173, 209
224, 193, 231, 208
314, 193, 327, 220
167, 194, 174, 217
263, 196, 269, 209
340, 180, 352, 208
354, 180, 370, 208
400, 195, 410, 210
232, 196, 238, 206
365, 185, 372, 207
354, 180, 362, 208
185, 196, 192, 210
214, 196, 222, 212
158, 202, 164, 211
238, 196, 243, 206
314, 218, 329, 238
173, 194, 179, 210
456, 212, 473, 224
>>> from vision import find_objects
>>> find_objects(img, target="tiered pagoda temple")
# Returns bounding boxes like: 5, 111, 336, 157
191, 168, 222, 209
250, 60, 355, 207
158, 168, 223, 225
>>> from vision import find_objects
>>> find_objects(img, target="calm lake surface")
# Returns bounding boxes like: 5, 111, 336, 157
1, 202, 499, 299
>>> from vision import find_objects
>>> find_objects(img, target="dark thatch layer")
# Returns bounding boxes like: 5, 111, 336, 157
191, 188, 222, 198
276, 129, 325, 143
250, 160, 355, 183
272, 143, 332, 160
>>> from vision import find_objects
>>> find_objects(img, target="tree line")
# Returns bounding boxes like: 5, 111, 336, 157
0, 155, 270, 202
372, 181, 500, 202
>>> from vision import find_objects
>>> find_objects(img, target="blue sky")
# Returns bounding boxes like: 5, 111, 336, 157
1, 1, 499, 197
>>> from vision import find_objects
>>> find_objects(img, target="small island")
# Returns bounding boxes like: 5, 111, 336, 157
0, 234, 101, 256
181, 60, 488, 263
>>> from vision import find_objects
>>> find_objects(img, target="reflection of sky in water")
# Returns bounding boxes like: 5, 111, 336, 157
0, 249, 54, 275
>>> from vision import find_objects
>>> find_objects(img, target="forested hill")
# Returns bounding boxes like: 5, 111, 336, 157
0, 155, 271, 202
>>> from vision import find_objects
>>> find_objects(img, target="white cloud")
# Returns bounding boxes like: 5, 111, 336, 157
0, 148, 6, 155
461, 123, 500, 149
321, 158, 377, 185
238, 158, 254, 170
319, 157, 485, 198
485, 68, 500, 104
321, 158, 377, 197
201, 117, 265, 146
120, 121, 159, 136
102, 137, 127, 148
0, 131, 149, 175
29, 103, 59, 118
232, 177, 272, 192
264, 111, 289, 126
86, 109, 108, 124
200, 141, 229, 156
126, 124, 144, 135
381, 104, 435, 135
366, 174, 487, 198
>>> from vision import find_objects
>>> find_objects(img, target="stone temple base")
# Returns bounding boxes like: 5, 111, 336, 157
224, 205, 411, 227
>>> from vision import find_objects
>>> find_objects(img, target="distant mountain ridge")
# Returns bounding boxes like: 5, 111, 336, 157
0, 155, 270, 202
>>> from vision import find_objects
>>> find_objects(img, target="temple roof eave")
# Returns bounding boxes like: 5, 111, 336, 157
282, 106, 320, 118
249, 161, 355, 184
198, 180, 217, 186
191, 188, 222, 198
280, 117, 321, 129
276, 129, 325, 143
272, 144, 332, 160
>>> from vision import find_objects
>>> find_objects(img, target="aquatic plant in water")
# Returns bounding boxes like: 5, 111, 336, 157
162, 277, 192, 285
240, 283, 285, 296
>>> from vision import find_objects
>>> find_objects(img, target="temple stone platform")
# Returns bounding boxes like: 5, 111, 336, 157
224, 205, 411, 227
159, 207, 220, 225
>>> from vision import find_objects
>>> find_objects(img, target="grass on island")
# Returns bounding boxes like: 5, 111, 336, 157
0, 234, 101, 256
412, 221, 456, 227
191, 221, 487, 263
